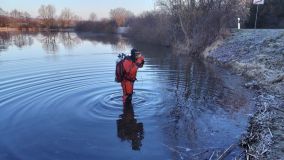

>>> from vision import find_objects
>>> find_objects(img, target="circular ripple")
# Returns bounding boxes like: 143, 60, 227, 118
69, 87, 165, 121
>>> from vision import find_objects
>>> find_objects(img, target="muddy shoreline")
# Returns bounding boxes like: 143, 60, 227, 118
0, 27, 75, 32
202, 29, 284, 159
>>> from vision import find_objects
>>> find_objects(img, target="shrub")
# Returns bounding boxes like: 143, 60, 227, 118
127, 11, 171, 46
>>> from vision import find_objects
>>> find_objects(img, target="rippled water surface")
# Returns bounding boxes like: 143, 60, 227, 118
0, 32, 254, 159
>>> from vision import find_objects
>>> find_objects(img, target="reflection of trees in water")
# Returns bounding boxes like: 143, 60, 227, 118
76, 33, 118, 44
163, 57, 211, 150
1, 32, 131, 54
38, 32, 82, 53
111, 37, 130, 53
59, 32, 81, 50
0, 32, 12, 52
117, 102, 144, 151
165, 57, 247, 118
13, 34, 33, 48
76, 33, 131, 53
166, 59, 248, 158
170, 62, 248, 157
0, 32, 36, 53
39, 32, 59, 54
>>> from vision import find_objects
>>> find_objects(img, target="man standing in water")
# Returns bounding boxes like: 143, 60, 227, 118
116, 49, 144, 104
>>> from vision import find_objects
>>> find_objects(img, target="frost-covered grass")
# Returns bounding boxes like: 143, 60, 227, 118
203, 29, 284, 159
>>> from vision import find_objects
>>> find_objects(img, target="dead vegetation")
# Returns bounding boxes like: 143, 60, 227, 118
203, 29, 284, 159
241, 93, 275, 159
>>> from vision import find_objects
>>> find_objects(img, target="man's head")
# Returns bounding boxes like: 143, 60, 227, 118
131, 48, 141, 59
130, 48, 144, 68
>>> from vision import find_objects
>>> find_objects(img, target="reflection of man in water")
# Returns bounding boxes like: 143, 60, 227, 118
116, 102, 144, 150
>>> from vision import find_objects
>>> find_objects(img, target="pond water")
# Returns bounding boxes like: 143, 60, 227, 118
0, 32, 254, 160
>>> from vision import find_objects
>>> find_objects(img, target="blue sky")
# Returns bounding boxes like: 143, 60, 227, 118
0, 0, 155, 19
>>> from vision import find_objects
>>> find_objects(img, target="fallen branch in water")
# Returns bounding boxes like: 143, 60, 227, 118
217, 143, 237, 160
209, 151, 215, 160
268, 128, 273, 138
192, 150, 210, 157
162, 143, 188, 159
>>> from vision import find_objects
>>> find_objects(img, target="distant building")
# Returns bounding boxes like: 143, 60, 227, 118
117, 27, 129, 34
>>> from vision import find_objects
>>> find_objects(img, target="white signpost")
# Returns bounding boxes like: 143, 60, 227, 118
238, 18, 241, 30
253, 0, 265, 29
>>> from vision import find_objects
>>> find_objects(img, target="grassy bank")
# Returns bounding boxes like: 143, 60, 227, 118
202, 29, 284, 159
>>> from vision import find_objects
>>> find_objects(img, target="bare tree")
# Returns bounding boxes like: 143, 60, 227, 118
59, 8, 75, 28
89, 12, 97, 21
38, 4, 56, 28
157, 0, 250, 54
9, 9, 23, 27
109, 8, 134, 27
128, 11, 171, 46
10, 9, 22, 18
1, 9, 32, 28
23, 12, 31, 19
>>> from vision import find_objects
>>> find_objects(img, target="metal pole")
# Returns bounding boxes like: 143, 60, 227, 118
254, 4, 259, 29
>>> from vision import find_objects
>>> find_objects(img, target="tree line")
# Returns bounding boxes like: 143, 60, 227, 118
75, 7, 134, 33
0, 5, 81, 29
0, 5, 134, 32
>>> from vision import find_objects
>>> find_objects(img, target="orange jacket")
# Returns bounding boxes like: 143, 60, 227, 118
122, 56, 144, 82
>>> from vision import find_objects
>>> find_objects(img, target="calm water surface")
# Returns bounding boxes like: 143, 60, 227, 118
0, 32, 254, 160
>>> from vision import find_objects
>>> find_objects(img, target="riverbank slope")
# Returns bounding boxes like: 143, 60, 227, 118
202, 29, 284, 159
